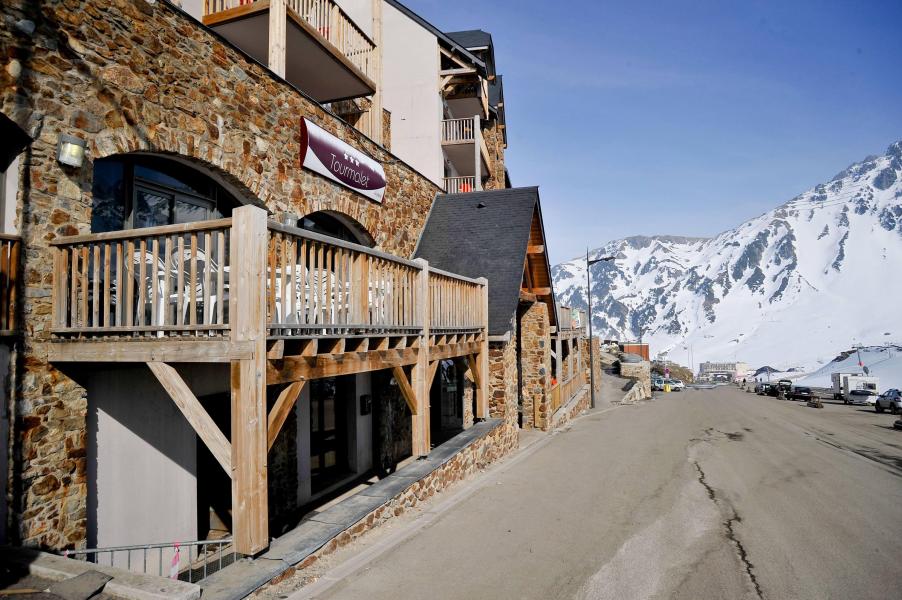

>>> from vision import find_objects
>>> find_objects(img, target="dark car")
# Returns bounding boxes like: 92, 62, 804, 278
788, 386, 813, 401
756, 382, 773, 395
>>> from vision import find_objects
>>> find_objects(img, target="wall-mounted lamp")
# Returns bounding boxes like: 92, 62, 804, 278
56, 134, 86, 168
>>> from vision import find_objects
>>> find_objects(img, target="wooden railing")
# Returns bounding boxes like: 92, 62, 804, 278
443, 176, 476, 194
0, 234, 21, 335
50, 216, 486, 340
550, 371, 586, 416
428, 268, 484, 332
441, 117, 476, 143
205, 0, 376, 82
51, 221, 233, 337
266, 222, 421, 336
559, 305, 587, 332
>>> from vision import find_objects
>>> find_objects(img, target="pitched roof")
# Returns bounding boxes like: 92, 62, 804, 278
445, 29, 493, 50
414, 187, 546, 336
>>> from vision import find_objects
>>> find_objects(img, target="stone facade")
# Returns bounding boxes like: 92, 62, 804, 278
482, 120, 507, 191
519, 302, 551, 430
581, 337, 604, 400
0, 0, 443, 550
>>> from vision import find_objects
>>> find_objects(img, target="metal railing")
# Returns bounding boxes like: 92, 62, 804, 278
443, 176, 476, 194
63, 538, 235, 583
205, 0, 376, 82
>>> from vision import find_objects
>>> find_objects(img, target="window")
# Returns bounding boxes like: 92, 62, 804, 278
91, 156, 239, 232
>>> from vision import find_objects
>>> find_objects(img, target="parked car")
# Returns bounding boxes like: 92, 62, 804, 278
668, 379, 685, 391
875, 389, 902, 414
756, 382, 773, 395
788, 386, 814, 401
652, 377, 665, 391
848, 389, 878, 406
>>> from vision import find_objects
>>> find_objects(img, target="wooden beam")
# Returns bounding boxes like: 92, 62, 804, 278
519, 290, 537, 303
392, 366, 418, 415
439, 67, 477, 76
267, 339, 285, 360
428, 340, 483, 361
427, 359, 440, 390
266, 347, 419, 384
466, 354, 483, 390
530, 287, 553, 296
49, 340, 254, 363
229, 205, 269, 556
147, 362, 232, 476
413, 258, 430, 455
268, 0, 286, 77
267, 381, 306, 451
476, 277, 489, 418
527, 244, 545, 255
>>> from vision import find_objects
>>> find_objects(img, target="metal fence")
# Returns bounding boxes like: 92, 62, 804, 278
63, 538, 236, 583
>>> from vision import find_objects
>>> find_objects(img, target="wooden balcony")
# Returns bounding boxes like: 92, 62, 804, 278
441, 117, 490, 182
558, 305, 587, 337
0, 234, 20, 337
48, 206, 488, 555
550, 370, 585, 416
443, 176, 476, 194
204, 0, 377, 102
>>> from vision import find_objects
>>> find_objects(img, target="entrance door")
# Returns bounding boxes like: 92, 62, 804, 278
310, 378, 349, 492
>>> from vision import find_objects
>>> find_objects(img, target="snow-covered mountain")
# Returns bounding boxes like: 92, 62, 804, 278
552, 140, 902, 373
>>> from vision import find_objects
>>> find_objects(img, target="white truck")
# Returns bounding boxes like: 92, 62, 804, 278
832, 372, 879, 403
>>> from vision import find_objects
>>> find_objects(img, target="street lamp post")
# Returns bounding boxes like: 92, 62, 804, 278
586, 251, 616, 409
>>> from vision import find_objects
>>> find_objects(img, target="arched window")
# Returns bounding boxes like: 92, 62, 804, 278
91, 155, 241, 233
299, 210, 375, 247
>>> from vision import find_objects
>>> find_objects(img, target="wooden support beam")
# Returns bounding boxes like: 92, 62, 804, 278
412, 258, 430, 455
49, 340, 254, 363
147, 362, 232, 476
466, 354, 483, 390
268, 0, 286, 77
267, 347, 419, 384
427, 359, 440, 390
476, 278, 489, 418
527, 244, 545, 255
439, 67, 477, 76
428, 340, 483, 361
229, 205, 269, 556
267, 339, 285, 360
519, 290, 537, 303
267, 381, 306, 451
391, 366, 418, 415
530, 287, 553, 296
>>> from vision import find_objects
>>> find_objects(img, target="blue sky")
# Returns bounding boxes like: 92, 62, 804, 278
405, 0, 902, 264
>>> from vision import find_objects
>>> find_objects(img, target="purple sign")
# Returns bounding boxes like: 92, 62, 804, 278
300, 118, 386, 203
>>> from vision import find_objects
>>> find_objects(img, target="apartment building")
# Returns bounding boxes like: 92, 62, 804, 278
0, 0, 596, 587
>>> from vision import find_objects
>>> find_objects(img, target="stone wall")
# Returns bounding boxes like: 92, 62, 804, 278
519, 302, 551, 430
581, 337, 604, 399
482, 120, 506, 190
0, 0, 441, 550
620, 361, 652, 400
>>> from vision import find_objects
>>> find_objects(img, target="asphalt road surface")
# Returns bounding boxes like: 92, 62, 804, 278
289, 386, 902, 600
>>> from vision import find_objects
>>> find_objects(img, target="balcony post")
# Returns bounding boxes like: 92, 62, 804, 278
412, 258, 430, 456
269, 0, 287, 77
555, 334, 563, 387
229, 205, 269, 555
370, 0, 384, 144
473, 115, 483, 191
476, 276, 489, 418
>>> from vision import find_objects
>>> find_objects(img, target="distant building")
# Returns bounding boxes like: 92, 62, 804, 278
698, 361, 750, 382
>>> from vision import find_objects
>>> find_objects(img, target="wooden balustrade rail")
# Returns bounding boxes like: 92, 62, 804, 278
51, 220, 233, 336
266, 222, 422, 336
0, 234, 20, 335
205, 0, 376, 82
550, 371, 586, 417
428, 267, 484, 332
443, 176, 476, 194
441, 118, 476, 143
50, 219, 486, 340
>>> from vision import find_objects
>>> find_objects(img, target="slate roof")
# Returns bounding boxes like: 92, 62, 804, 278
414, 187, 542, 336
445, 30, 493, 50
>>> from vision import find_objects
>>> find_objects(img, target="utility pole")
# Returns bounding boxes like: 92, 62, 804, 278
586, 251, 616, 409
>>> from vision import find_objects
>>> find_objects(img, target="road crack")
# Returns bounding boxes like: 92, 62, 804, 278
693, 461, 765, 599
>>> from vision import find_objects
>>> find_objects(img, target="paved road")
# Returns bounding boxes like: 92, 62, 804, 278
290, 386, 902, 600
